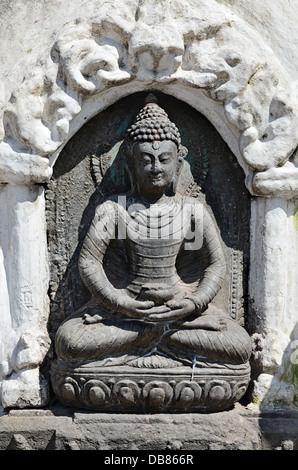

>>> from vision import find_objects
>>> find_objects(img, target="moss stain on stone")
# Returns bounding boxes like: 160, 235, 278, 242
294, 205, 298, 231
283, 361, 298, 405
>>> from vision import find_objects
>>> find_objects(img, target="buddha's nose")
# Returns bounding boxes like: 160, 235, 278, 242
151, 160, 162, 174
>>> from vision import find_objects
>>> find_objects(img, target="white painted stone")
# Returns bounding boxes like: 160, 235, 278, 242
252, 373, 295, 407
0, 184, 50, 407
253, 153, 298, 199
249, 197, 298, 405
1, 369, 49, 409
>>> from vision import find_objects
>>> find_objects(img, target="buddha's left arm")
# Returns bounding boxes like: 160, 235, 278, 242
185, 204, 226, 312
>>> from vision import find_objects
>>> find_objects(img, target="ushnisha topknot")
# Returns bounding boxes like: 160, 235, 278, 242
125, 95, 186, 156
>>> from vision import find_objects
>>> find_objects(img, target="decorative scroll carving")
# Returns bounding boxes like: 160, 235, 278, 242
252, 150, 298, 199
1, 0, 298, 191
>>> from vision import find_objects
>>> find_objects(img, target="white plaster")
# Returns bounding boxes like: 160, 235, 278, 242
249, 197, 298, 404
216, 0, 298, 83
253, 155, 298, 199
252, 373, 295, 407
1, 368, 49, 409
0, 184, 50, 407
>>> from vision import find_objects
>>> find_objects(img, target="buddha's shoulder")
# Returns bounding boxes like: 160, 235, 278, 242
93, 196, 119, 215
94, 193, 207, 213
94, 193, 131, 214
178, 193, 207, 207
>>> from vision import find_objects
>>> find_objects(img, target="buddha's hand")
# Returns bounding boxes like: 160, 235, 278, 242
147, 299, 196, 323
118, 297, 171, 320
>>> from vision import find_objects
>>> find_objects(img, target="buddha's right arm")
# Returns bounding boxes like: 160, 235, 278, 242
78, 200, 124, 312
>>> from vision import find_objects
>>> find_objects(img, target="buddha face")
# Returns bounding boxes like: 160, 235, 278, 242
132, 140, 179, 199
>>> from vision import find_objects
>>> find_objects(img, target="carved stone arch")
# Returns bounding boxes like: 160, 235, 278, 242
1, 0, 298, 194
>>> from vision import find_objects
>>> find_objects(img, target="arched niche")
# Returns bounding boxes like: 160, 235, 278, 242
45, 91, 251, 348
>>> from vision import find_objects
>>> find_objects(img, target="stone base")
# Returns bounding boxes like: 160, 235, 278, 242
1, 368, 50, 409
51, 361, 250, 412
1, 404, 298, 450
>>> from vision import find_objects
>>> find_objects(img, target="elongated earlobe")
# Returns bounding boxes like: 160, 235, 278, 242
170, 156, 184, 195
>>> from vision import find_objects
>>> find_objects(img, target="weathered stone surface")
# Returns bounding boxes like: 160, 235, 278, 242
0, 405, 297, 450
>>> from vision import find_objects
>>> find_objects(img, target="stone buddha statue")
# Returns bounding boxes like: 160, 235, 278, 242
51, 96, 252, 412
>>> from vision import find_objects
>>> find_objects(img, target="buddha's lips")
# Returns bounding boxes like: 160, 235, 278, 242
150, 175, 163, 181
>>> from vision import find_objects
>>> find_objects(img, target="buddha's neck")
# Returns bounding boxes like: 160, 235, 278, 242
137, 190, 169, 206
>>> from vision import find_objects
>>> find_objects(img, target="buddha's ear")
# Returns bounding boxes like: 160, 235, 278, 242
177, 145, 188, 175
170, 156, 184, 195
177, 155, 184, 174
171, 145, 188, 195
122, 140, 138, 195
179, 145, 188, 160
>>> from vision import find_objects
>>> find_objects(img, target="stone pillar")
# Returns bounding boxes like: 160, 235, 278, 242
0, 184, 50, 408
249, 196, 298, 405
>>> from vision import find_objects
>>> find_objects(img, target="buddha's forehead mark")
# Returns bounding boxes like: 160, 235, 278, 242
133, 140, 178, 161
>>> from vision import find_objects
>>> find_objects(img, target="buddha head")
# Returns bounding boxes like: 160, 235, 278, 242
124, 95, 188, 199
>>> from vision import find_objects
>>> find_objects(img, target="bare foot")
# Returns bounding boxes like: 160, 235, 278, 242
83, 313, 103, 325
182, 315, 228, 331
